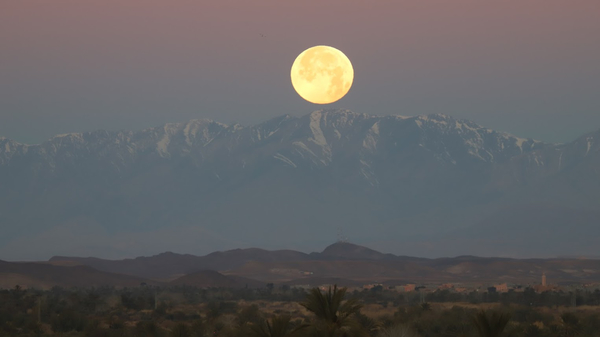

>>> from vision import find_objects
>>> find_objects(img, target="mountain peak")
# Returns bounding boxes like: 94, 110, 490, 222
423, 113, 452, 120
307, 109, 374, 123
320, 242, 390, 260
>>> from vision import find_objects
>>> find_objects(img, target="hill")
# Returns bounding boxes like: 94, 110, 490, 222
48, 243, 600, 286
319, 242, 398, 260
50, 248, 310, 280
0, 260, 152, 289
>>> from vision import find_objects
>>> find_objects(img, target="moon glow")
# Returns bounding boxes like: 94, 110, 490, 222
291, 45, 354, 104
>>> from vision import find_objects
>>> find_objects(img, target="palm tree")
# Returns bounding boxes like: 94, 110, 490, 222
301, 285, 366, 337
560, 312, 580, 337
471, 310, 511, 337
251, 315, 306, 337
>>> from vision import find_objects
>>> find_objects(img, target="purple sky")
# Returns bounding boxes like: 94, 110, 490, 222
1, 0, 599, 144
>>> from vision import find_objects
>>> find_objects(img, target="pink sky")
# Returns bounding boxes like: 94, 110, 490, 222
1, 0, 599, 143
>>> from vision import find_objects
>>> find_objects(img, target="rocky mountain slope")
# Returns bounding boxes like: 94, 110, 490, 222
0, 110, 598, 259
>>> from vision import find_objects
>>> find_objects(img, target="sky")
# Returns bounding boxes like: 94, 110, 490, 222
1, 0, 599, 144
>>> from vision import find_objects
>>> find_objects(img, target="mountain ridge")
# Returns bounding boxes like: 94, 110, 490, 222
0, 110, 598, 260
44, 242, 600, 286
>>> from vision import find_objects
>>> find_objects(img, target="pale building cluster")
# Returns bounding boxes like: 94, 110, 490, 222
292, 273, 600, 296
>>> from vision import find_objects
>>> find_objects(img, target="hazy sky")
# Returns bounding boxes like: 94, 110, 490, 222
1, 0, 599, 144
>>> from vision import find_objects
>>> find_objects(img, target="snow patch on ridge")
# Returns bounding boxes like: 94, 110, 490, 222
308, 111, 328, 146
370, 121, 380, 135
585, 137, 593, 156
359, 159, 379, 186
558, 152, 563, 170
515, 138, 526, 152
156, 124, 179, 157
363, 122, 380, 152
292, 141, 317, 158
274, 153, 297, 168
156, 135, 170, 157
54, 133, 84, 140
183, 122, 197, 146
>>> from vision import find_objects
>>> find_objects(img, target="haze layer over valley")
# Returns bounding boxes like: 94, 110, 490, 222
1, 110, 598, 260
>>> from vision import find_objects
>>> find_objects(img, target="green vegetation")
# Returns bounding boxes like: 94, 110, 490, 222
471, 311, 511, 337
1, 284, 600, 336
301, 285, 364, 336
251, 315, 303, 337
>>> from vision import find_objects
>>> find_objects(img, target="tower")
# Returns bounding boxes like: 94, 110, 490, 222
542, 273, 547, 286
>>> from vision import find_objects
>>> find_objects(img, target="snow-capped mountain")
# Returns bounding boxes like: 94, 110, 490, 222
0, 110, 598, 260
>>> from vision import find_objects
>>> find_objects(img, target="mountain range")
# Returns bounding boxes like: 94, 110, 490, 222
0, 109, 598, 260
2, 242, 600, 289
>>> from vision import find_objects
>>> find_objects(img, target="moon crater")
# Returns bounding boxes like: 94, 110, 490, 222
291, 46, 354, 104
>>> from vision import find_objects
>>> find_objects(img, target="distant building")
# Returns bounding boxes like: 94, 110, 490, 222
493, 283, 508, 293
439, 283, 453, 290
533, 273, 557, 293
404, 284, 416, 292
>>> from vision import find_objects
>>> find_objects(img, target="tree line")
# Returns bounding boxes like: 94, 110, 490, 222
1, 284, 599, 336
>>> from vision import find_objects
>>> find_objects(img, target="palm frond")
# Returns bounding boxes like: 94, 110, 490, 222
251, 315, 307, 337
301, 285, 367, 337
338, 298, 363, 320
471, 310, 511, 337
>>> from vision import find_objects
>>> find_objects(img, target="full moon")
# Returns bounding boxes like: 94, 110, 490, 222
291, 45, 354, 104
